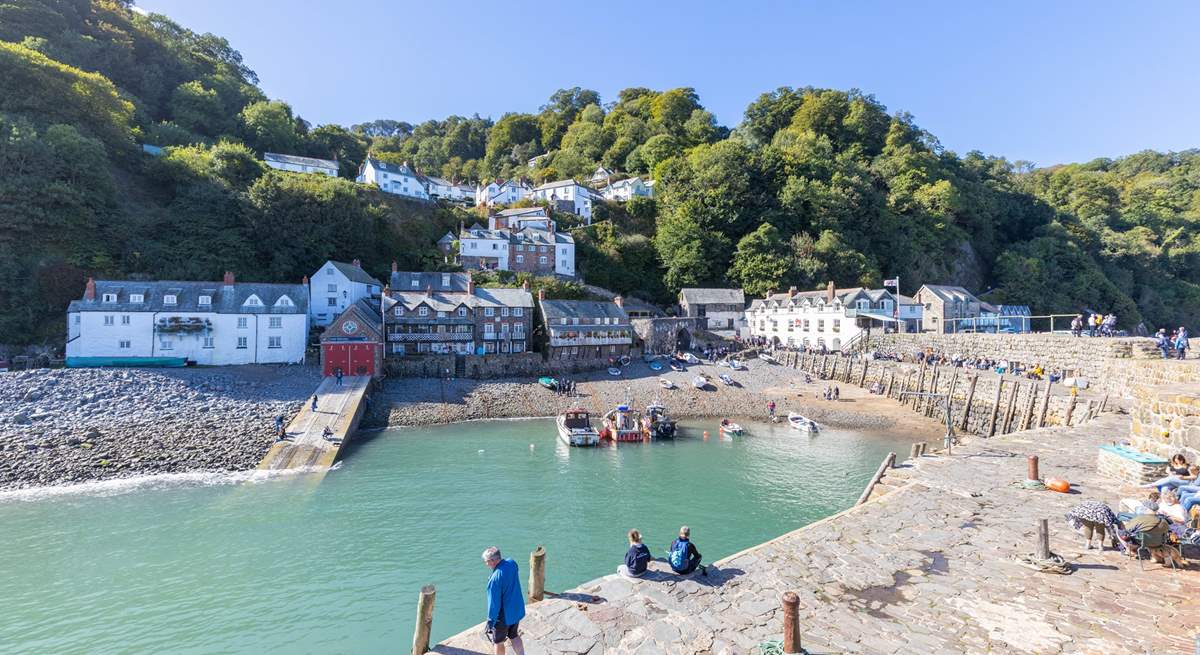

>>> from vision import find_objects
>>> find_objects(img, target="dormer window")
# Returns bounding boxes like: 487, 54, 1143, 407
441, 274, 450, 287
276, 296, 292, 307
410, 279, 419, 288
163, 294, 177, 305
244, 296, 261, 307
198, 295, 212, 306
418, 306, 429, 317
130, 294, 144, 303
102, 293, 117, 303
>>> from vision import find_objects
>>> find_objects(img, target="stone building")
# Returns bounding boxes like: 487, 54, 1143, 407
456, 207, 576, 277
746, 283, 899, 351
678, 288, 745, 331
384, 272, 533, 356
538, 293, 633, 361
913, 284, 993, 334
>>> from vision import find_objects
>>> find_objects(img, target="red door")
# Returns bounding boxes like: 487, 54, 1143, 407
350, 343, 373, 377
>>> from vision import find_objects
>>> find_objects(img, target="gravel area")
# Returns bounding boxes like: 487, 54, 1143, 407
0, 365, 320, 491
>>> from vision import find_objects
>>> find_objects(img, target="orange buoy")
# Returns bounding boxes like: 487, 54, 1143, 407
1046, 478, 1070, 493
703, 431, 709, 440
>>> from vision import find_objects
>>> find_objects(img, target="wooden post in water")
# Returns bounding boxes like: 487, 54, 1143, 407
1036, 519, 1050, 561
781, 591, 802, 653
829, 358, 839, 382
1037, 380, 1053, 428
412, 585, 436, 655
528, 546, 546, 602
959, 374, 978, 431
987, 378, 1004, 437
910, 443, 921, 460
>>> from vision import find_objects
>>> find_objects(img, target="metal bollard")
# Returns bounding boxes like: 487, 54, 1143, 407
1027, 455, 1040, 481
528, 546, 546, 602
781, 591, 801, 653
412, 585, 436, 655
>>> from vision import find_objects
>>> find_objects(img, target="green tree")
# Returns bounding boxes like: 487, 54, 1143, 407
239, 100, 301, 154
729, 223, 789, 296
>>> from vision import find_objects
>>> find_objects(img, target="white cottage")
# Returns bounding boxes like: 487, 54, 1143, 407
531, 179, 594, 222
264, 153, 339, 177
475, 179, 531, 207
746, 283, 899, 351
66, 274, 309, 366
601, 176, 653, 202
357, 158, 430, 200
309, 259, 384, 327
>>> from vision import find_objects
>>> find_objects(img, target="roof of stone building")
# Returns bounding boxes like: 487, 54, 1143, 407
328, 261, 384, 287
539, 299, 630, 323
265, 153, 338, 169
363, 158, 419, 177
69, 280, 308, 314
680, 288, 745, 306
918, 284, 982, 304
496, 207, 549, 217
389, 271, 471, 292
388, 287, 533, 312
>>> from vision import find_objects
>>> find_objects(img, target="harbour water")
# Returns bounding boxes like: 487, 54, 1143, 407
1, 417, 924, 653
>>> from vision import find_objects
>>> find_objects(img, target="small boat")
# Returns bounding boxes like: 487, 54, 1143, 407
787, 413, 819, 433
607, 367, 622, 376
619, 355, 631, 367
669, 361, 685, 372
649, 361, 664, 371
729, 360, 744, 370
538, 376, 559, 391
684, 352, 700, 365
659, 377, 675, 389
758, 353, 776, 364
719, 419, 744, 436
643, 401, 676, 440
719, 373, 735, 386
557, 408, 600, 447
691, 375, 708, 390
600, 404, 644, 442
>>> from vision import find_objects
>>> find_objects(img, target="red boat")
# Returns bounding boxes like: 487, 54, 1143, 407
599, 404, 646, 443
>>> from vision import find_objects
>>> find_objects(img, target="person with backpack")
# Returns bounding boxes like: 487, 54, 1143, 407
668, 525, 705, 576
1175, 326, 1190, 360
1155, 329, 1172, 358
481, 546, 525, 655
618, 529, 652, 578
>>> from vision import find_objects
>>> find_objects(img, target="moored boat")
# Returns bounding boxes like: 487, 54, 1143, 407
719, 373, 735, 386
649, 360, 664, 371
684, 352, 700, 365
658, 377, 675, 389
669, 361, 685, 372
600, 404, 645, 443
691, 375, 708, 390
607, 367, 622, 376
787, 412, 819, 433
643, 401, 677, 440
729, 359, 744, 370
538, 376, 559, 391
557, 408, 600, 446
719, 418, 744, 436
758, 353, 776, 364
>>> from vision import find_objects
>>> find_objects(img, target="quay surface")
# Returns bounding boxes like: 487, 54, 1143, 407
257, 376, 370, 470
434, 411, 1196, 654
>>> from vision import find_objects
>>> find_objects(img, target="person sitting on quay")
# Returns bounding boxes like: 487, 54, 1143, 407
668, 526, 705, 576
1155, 489, 1187, 525
481, 546, 526, 655
619, 529, 652, 578
1139, 455, 1195, 490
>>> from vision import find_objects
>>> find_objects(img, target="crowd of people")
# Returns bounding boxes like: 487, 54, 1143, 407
865, 347, 1065, 382
1069, 312, 1121, 337
1154, 327, 1191, 360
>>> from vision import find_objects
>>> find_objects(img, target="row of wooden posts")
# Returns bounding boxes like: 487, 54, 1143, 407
772, 350, 1106, 437
410, 544, 810, 654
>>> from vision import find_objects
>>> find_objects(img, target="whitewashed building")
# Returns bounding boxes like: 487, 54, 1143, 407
475, 179, 531, 207
424, 176, 475, 203
264, 153, 339, 177
589, 166, 614, 186
66, 274, 309, 365
531, 180, 594, 222
600, 176, 654, 202
746, 283, 899, 351
309, 260, 384, 327
679, 288, 745, 331
357, 158, 430, 200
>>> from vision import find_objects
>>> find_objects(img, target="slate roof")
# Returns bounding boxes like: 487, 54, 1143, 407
496, 207, 549, 218
388, 287, 533, 312
265, 153, 338, 170
364, 158, 419, 177
69, 280, 308, 314
539, 300, 630, 324
323, 298, 384, 342
918, 284, 985, 305
389, 271, 471, 292
436, 231, 456, 244
680, 288, 745, 306
329, 261, 384, 287
534, 179, 586, 192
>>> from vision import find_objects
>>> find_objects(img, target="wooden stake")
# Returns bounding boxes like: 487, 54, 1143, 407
1037, 380, 1053, 428
859, 360, 869, 386
910, 443, 921, 460
412, 585, 436, 655
1021, 383, 1038, 431
782, 591, 802, 653
528, 545, 546, 602
1003, 382, 1020, 434
1027, 455, 1039, 481
987, 378, 1004, 437
959, 374, 978, 431
1064, 393, 1078, 425
1036, 519, 1050, 561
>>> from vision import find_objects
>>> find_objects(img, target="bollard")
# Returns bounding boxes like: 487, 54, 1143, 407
412, 585, 436, 655
529, 545, 546, 602
1027, 455, 1039, 481
910, 443, 921, 460
1036, 519, 1050, 561
781, 591, 801, 653
917, 442, 927, 457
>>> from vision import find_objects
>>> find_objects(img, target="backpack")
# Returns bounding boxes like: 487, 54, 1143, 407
669, 539, 689, 570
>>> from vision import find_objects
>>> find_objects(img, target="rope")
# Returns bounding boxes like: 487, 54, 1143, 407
1013, 551, 1074, 574
756, 641, 785, 655
1019, 479, 1047, 491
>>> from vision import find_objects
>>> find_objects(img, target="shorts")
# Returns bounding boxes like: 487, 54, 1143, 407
488, 621, 520, 644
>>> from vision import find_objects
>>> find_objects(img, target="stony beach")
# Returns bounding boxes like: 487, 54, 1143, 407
0, 365, 320, 491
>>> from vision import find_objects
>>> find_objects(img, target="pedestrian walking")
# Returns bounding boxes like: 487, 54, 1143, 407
1156, 329, 1172, 359
1071, 314, 1083, 338
335, 368, 343, 386
481, 547, 526, 655
274, 414, 284, 436
1174, 327, 1190, 360
767, 400, 776, 419
310, 395, 318, 412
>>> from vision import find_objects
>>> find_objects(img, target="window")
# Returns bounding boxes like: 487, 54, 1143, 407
515, 255, 524, 264
202, 337, 214, 348
818, 320, 825, 332
539, 246, 547, 253
832, 319, 841, 333
104, 315, 114, 326
327, 297, 338, 307
102, 293, 117, 303
130, 294, 144, 303
513, 341, 524, 352
516, 245, 523, 252
237, 337, 248, 349
394, 307, 403, 317
441, 274, 450, 287
245, 297, 260, 306
437, 311, 447, 318
514, 308, 523, 317
74, 315, 80, 324
163, 295, 177, 305
501, 307, 509, 317
411, 279, 419, 288
539, 256, 547, 265
485, 307, 494, 317
268, 336, 281, 349
327, 284, 338, 293
269, 317, 282, 329
457, 307, 467, 317
492, 243, 498, 250
418, 307, 429, 317
121, 315, 130, 325
484, 323, 494, 334
326, 268, 334, 275
119, 340, 130, 349
237, 317, 248, 329
199, 295, 211, 306
160, 339, 173, 350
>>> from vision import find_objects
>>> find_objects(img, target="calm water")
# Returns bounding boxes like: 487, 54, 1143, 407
0, 418, 922, 654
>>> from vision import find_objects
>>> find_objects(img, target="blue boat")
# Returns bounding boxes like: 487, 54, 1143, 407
67, 356, 187, 368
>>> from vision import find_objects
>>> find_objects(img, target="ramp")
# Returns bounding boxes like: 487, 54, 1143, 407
257, 376, 370, 471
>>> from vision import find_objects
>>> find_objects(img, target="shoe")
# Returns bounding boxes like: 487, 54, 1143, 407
700, 566, 708, 576
1083, 541, 1094, 550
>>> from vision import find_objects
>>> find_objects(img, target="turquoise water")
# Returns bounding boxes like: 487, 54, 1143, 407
0, 418, 921, 654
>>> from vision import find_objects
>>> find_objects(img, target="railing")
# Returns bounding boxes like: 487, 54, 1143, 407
943, 314, 1091, 335
548, 336, 632, 347
388, 332, 473, 342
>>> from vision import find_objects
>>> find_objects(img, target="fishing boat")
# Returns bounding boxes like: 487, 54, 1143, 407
691, 375, 708, 390
538, 376, 559, 391
557, 407, 600, 446
758, 353, 776, 364
719, 373, 735, 386
787, 412, 819, 433
658, 377, 675, 389
649, 360, 664, 371
719, 418, 744, 436
729, 359, 744, 371
669, 361, 686, 372
607, 367, 622, 376
643, 400, 677, 440
600, 404, 645, 442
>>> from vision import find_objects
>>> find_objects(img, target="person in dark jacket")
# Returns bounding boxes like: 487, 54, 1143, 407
481, 547, 525, 655
1155, 329, 1171, 359
668, 525, 705, 575
619, 529, 651, 578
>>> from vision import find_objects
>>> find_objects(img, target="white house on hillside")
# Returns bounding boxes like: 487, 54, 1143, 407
264, 153, 339, 177
309, 260, 384, 327
475, 179, 531, 207
424, 176, 475, 203
746, 284, 899, 351
589, 166, 614, 186
357, 158, 430, 200
601, 176, 653, 202
531, 179, 594, 222
66, 274, 309, 365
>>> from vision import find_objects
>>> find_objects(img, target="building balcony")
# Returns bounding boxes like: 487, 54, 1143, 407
548, 336, 632, 347
388, 332, 474, 342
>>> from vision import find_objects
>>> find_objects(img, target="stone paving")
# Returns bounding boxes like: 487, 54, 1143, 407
434, 411, 1197, 654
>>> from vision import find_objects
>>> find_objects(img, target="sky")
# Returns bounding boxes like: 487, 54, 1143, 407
136, 0, 1199, 167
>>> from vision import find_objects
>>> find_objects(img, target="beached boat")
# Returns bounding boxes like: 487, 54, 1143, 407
649, 361, 664, 371
684, 352, 700, 365
557, 408, 600, 447
600, 404, 645, 443
719, 419, 744, 436
719, 373, 735, 386
669, 361, 685, 372
659, 377, 675, 389
619, 355, 631, 367
787, 413, 819, 433
538, 376, 559, 391
643, 401, 677, 440
729, 359, 744, 370
758, 353, 776, 364
607, 367, 622, 376
691, 375, 708, 390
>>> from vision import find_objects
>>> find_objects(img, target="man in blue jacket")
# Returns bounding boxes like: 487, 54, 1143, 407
482, 547, 525, 655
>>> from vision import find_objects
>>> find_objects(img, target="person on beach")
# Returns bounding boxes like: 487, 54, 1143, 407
832, 386, 840, 401
619, 529, 652, 578
274, 414, 284, 436
668, 526, 705, 576
310, 395, 318, 412
767, 400, 776, 419
481, 547, 525, 655
335, 367, 343, 386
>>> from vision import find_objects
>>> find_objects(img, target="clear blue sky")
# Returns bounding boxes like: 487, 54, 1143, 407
137, 0, 1198, 167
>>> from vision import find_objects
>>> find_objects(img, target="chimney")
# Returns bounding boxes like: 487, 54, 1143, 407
352, 258, 362, 268
84, 277, 96, 301
614, 295, 624, 308
521, 279, 530, 292
537, 288, 545, 302
223, 271, 235, 286
426, 285, 433, 297
765, 289, 773, 299
391, 260, 398, 273
467, 270, 475, 295
788, 286, 797, 296
826, 281, 835, 303
302, 275, 309, 286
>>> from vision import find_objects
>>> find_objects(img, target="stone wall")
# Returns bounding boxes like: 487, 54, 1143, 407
1128, 383, 1200, 461
631, 317, 706, 354
382, 350, 642, 379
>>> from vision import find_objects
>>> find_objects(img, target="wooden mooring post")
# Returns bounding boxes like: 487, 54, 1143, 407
959, 374, 978, 431
412, 585, 436, 655
528, 545, 546, 602
1037, 380, 1053, 428
910, 443, 921, 460
1036, 519, 1050, 561
859, 360, 869, 386
1028, 455, 1040, 482
924, 368, 940, 417
987, 378, 1004, 437
1021, 383, 1039, 431
1064, 393, 1078, 425
781, 591, 802, 653
1003, 382, 1021, 434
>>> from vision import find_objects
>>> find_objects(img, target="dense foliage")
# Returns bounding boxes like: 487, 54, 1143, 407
1, 0, 1194, 346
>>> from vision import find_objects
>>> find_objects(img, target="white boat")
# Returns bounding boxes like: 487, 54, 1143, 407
659, 377, 676, 389
729, 360, 744, 370
720, 420, 744, 436
691, 375, 708, 390
787, 412, 819, 433
684, 352, 700, 365
607, 367, 622, 376
719, 373, 735, 386
557, 408, 600, 446
758, 353, 776, 364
